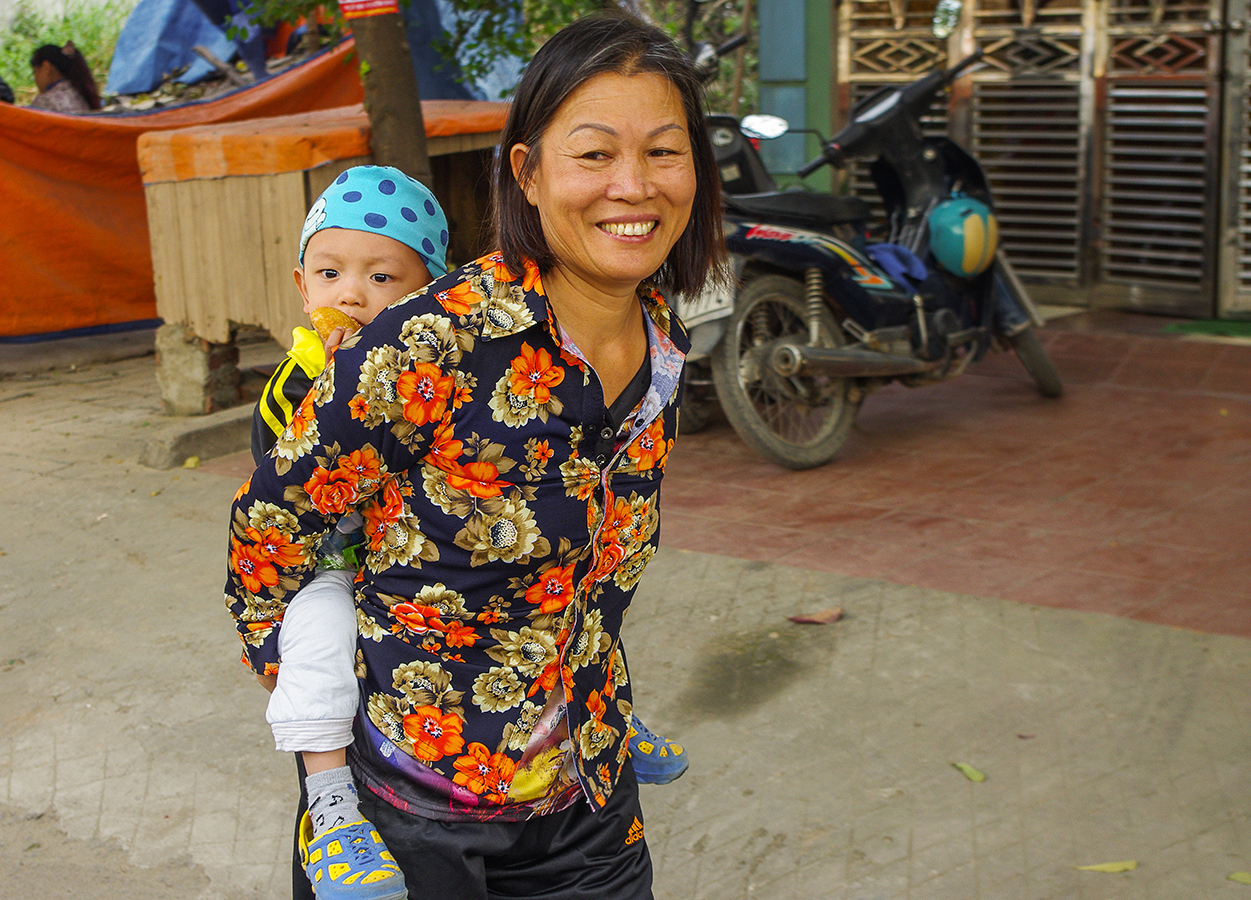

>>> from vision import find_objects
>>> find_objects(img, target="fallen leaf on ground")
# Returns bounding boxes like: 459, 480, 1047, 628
1228, 872, 1251, 885
952, 762, 985, 782
183, 456, 201, 468
788, 607, 843, 625
1075, 860, 1137, 873
1017, 733, 1035, 739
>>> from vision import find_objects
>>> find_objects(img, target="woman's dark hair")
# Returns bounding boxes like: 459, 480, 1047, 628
31, 42, 101, 110
493, 13, 725, 298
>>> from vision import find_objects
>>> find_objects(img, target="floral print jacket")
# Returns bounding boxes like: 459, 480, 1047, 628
226, 253, 689, 820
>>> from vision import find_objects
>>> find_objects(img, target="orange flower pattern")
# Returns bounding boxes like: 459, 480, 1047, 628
226, 253, 689, 822
397, 362, 456, 427
403, 705, 466, 762
453, 743, 519, 803
509, 343, 565, 404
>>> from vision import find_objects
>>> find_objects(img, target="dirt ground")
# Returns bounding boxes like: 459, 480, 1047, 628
0, 805, 211, 899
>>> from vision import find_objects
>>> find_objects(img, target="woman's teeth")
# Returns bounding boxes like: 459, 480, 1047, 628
600, 221, 657, 237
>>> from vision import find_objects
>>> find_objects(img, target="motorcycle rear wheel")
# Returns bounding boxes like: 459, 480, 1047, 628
1007, 326, 1063, 398
711, 274, 860, 469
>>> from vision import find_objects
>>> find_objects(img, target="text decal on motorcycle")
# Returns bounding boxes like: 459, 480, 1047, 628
742, 225, 893, 291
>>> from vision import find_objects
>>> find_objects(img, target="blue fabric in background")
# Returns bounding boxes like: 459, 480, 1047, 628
106, 0, 525, 99
105, 0, 237, 94
405, 0, 524, 100
403, 0, 478, 101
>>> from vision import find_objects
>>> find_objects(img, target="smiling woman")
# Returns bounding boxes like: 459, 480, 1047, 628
225, 13, 721, 900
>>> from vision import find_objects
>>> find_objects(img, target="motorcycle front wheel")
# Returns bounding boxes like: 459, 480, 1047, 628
1007, 326, 1063, 398
711, 274, 860, 470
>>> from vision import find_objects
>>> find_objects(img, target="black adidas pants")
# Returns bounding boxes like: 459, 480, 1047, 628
357, 760, 653, 900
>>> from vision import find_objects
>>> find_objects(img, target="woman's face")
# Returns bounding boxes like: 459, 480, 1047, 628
32, 60, 59, 92
510, 71, 697, 298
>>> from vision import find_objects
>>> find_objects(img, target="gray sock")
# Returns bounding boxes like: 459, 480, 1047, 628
306, 766, 362, 841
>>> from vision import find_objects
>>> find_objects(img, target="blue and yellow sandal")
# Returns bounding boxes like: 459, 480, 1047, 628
627, 715, 689, 785
298, 812, 407, 900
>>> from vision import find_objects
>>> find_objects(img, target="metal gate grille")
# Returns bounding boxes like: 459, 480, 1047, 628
972, 80, 1084, 279
1233, 29, 1251, 305
1103, 82, 1211, 289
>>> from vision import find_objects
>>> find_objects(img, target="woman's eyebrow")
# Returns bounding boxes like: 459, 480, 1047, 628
567, 123, 686, 138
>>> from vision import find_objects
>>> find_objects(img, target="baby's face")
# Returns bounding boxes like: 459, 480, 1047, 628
296, 228, 433, 327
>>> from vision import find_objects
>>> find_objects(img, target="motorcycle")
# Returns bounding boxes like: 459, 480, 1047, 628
676, 45, 1062, 470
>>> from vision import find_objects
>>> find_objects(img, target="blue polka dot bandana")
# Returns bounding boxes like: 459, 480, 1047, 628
299, 165, 449, 278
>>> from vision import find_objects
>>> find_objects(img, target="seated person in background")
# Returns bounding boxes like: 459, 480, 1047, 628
28, 42, 101, 113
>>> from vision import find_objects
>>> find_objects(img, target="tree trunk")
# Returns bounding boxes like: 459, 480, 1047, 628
350, 13, 432, 184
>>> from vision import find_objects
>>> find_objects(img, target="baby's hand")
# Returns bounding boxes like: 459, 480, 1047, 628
323, 326, 347, 355
310, 307, 361, 353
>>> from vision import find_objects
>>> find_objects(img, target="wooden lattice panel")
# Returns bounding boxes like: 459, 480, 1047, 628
848, 0, 943, 32
972, 0, 1083, 29
1108, 33, 1211, 75
976, 31, 1083, 77
850, 37, 950, 76
1109, 0, 1211, 26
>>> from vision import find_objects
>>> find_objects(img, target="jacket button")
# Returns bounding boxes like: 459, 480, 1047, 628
596, 454, 608, 467
600, 426, 614, 440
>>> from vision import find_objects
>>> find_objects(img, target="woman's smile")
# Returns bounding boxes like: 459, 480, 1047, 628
598, 220, 658, 238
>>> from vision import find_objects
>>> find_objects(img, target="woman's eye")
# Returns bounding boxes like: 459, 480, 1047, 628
581, 150, 610, 161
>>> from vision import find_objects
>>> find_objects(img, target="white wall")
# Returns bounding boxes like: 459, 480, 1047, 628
2, 0, 94, 22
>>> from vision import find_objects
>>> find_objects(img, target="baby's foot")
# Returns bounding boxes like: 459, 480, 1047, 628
628, 714, 689, 785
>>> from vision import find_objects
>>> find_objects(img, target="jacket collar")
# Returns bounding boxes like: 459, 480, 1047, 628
471, 253, 691, 358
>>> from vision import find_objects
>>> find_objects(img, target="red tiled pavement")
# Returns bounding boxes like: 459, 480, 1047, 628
201, 312, 1251, 638
661, 314, 1251, 638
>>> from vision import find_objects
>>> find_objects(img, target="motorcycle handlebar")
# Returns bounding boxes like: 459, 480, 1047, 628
716, 34, 749, 57
944, 50, 984, 83
797, 144, 843, 178
797, 54, 981, 178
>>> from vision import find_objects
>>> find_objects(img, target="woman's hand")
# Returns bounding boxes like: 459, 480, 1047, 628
256, 672, 278, 693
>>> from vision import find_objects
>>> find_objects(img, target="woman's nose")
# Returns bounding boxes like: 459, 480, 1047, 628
606, 158, 656, 202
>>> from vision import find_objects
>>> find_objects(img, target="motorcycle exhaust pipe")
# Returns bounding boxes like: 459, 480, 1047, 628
771, 342, 942, 378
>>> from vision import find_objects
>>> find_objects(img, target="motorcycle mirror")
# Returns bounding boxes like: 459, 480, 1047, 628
932, 0, 961, 38
740, 114, 790, 140
692, 42, 719, 77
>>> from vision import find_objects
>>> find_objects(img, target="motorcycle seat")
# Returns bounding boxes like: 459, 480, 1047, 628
723, 191, 871, 227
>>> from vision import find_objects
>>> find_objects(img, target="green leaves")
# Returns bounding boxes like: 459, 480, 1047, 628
1075, 860, 1138, 873
0, 0, 136, 103
951, 762, 986, 782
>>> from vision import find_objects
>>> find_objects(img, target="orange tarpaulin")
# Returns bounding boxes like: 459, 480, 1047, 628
0, 41, 363, 338
137, 100, 509, 183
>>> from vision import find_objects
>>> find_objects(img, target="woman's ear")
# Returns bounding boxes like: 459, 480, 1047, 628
509, 143, 538, 207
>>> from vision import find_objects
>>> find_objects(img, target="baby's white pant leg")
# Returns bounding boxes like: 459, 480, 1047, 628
266, 569, 359, 753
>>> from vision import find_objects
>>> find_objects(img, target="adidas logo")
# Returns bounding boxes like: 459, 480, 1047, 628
625, 816, 644, 845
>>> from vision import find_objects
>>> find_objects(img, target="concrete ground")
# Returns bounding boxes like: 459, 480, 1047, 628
0, 318, 1248, 899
